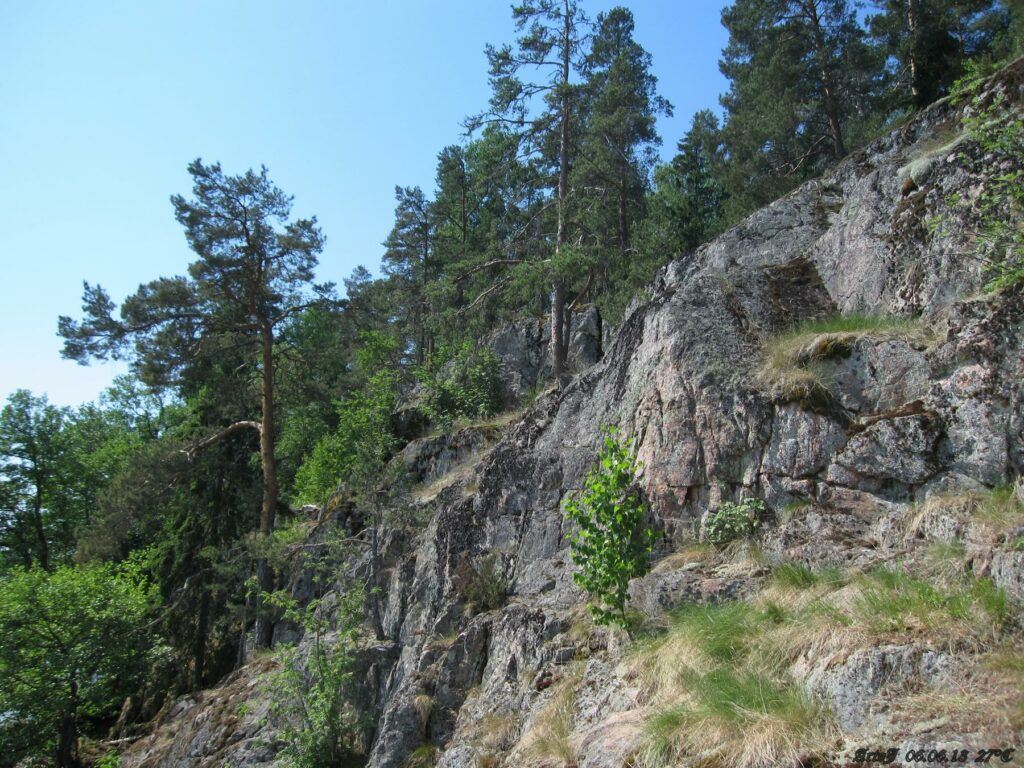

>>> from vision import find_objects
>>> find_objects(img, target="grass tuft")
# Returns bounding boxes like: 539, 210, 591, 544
640, 669, 836, 768
852, 567, 1007, 642
974, 480, 1024, 534
904, 482, 1024, 543
405, 744, 439, 768
519, 664, 583, 767
412, 694, 434, 729
758, 314, 930, 401
772, 563, 830, 589
631, 557, 1008, 767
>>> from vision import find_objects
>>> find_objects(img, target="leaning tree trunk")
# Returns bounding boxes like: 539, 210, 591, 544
254, 322, 279, 649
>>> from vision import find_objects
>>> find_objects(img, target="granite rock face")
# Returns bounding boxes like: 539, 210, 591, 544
121, 61, 1024, 768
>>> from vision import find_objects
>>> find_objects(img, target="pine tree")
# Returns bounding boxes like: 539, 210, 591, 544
430, 129, 547, 343
577, 7, 672, 309
640, 110, 729, 260
719, 0, 879, 217
868, 0, 1011, 109
59, 159, 329, 649
468, 0, 591, 380
382, 185, 434, 364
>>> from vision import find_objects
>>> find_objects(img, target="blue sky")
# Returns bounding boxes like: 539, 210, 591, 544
0, 1, 730, 407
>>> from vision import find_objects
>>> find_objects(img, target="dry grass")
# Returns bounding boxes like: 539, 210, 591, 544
413, 694, 435, 730
653, 541, 716, 573
757, 314, 931, 401
405, 744, 440, 768
565, 603, 597, 647
518, 663, 584, 767
905, 481, 1024, 542
411, 454, 486, 503
426, 631, 459, 653
476, 712, 518, 752
628, 559, 1010, 768
973, 480, 1024, 536
630, 598, 838, 768
902, 491, 978, 541
885, 645, 1024, 741
638, 670, 838, 768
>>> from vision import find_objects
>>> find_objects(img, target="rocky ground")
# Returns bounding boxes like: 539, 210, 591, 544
119, 60, 1024, 768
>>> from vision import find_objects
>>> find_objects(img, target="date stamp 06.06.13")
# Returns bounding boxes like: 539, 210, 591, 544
851, 747, 1017, 765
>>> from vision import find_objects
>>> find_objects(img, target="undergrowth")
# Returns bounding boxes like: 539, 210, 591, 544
630, 559, 1009, 768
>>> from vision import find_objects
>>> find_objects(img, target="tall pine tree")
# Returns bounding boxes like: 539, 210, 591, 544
577, 7, 672, 257
468, 0, 590, 380
59, 160, 329, 649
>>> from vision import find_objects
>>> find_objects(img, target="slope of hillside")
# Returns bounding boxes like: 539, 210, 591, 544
121, 59, 1024, 768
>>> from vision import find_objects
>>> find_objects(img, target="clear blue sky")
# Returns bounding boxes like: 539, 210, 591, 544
0, 1, 729, 408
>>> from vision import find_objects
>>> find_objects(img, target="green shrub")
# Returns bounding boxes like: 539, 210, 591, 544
565, 427, 652, 627
416, 343, 501, 430
267, 589, 366, 768
704, 498, 764, 546
293, 333, 399, 505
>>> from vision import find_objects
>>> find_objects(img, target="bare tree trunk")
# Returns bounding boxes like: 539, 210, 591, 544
254, 322, 278, 649
551, 281, 566, 379
192, 583, 209, 691
551, 0, 572, 382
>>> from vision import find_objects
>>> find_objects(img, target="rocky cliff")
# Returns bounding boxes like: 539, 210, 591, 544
120, 60, 1024, 768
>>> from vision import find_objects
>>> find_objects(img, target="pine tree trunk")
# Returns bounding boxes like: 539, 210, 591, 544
803, 0, 846, 158
618, 175, 629, 253
254, 322, 278, 649
551, 281, 566, 379
905, 0, 923, 104
192, 584, 209, 691
551, 0, 572, 382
